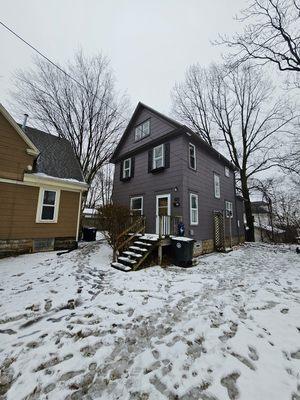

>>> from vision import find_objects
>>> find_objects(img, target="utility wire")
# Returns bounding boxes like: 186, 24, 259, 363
0, 19, 231, 169
0, 20, 127, 123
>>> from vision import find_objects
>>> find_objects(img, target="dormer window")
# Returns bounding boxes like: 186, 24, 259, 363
135, 119, 150, 141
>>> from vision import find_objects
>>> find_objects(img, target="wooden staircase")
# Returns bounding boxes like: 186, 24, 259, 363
111, 233, 159, 272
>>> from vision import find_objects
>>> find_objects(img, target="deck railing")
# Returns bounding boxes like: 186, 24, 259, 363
157, 215, 182, 238
116, 216, 146, 253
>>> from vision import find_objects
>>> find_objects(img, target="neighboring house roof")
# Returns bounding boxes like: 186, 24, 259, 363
251, 201, 269, 214
83, 208, 98, 215
254, 222, 285, 234
20, 125, 85, 183
111, 102, 237, 170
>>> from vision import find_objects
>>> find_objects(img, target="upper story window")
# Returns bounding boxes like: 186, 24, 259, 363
130, 196, 143, 216
120, 157, 134, 181
153, 144, 164, 169
225, 166, 230, 177
225, 201, 233, 218
214, 173, 220, 199
148, 143, 170, 173
189, 143, 196, 170
190, 193, 199, 225
123, 158, 131, 179
135, 119, 150, 141
36, 188, 60, 223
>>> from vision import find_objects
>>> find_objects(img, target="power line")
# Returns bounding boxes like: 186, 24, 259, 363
0, 19, 231, 169
0, 20, 127, 123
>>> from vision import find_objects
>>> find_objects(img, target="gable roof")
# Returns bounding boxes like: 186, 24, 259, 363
0, 104, 39, 155
111, 102, 237, 170
21, 125, 85, 183
111, 102, 182, 161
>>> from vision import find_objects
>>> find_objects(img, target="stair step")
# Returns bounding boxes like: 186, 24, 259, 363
123, 251, 143, 258
134, 241, 152, 247
111, 262, 132, 272
118, 256, 137, 264
129, 246, 148, 253
128, 233, 142, 237
140, 234, 159, 242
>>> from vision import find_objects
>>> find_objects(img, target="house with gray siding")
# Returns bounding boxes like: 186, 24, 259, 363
111, 102, 244, 256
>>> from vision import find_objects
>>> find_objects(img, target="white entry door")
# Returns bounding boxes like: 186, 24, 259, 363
156, 194, 171, 235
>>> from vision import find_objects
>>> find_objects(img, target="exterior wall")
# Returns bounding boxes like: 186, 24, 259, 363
0, 113, 34, 180
112, 107, 245, 254
117, 108, 177, 158
180, 136, 242, 243
0, 182, 80, 240
112, 135, 185, 233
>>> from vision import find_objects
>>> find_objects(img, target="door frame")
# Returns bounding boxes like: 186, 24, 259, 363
156, 193, 171, 234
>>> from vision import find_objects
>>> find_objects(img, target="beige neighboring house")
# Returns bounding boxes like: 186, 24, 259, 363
0, 104, 88, 257
251, 201, 285, 243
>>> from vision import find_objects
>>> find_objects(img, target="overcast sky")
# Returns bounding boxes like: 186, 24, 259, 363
0, 0, 247, 121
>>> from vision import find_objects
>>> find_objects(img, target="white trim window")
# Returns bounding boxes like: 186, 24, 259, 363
214, 173, 221, 199
135, 119, 150, 141
225, 201, 233, 218
190, 193, 199, 225
189, 143, 196, 170
153, 144, 164, 169
123, 158, 131, 179
225, 166, 230, 177
36, 188, 60, 223
130, 196, 143, 216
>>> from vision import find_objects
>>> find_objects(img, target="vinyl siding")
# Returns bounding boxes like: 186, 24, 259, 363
0, 113, 34, 180
112, 136, 185, 233
181, 135, 240, 240
117, 108, 177, 157
0, 182, 79, 239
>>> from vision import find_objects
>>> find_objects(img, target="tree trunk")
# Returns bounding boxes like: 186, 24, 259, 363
241, 172, 255, 242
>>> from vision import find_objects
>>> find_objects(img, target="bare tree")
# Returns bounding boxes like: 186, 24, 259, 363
87, 164, 114, 208
172, 63, 295, 241
12, 50, 129, 186
218, 0, 300, 88
172, 65, 214, 145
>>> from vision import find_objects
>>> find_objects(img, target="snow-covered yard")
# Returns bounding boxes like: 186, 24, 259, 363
0, 242, 300, 400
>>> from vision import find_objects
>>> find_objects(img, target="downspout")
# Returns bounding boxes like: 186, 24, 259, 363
76, 191, 82, 241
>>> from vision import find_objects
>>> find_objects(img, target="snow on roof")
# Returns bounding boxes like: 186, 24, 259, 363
254, 222, 285, 234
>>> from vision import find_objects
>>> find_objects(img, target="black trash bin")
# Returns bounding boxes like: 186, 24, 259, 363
171, 237, 195, 267
82, 227, 97, 242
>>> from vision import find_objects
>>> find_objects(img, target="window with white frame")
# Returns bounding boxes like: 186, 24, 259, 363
123, 158, 131, 179
153, 144, 164, 169
130, 196, 143, 215
37, 188, 60, 223
135, 119, 150, 141
225, 201, 233, 218
225, 166, 230, 177
189, 143, 196, 170
190, 193, 199, 225
214, 173, 220, 199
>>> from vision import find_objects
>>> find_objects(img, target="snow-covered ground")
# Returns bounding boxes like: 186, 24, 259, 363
0, 242, 299, 400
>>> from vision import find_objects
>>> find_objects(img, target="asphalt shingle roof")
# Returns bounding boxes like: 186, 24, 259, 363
21, 125, 85, 182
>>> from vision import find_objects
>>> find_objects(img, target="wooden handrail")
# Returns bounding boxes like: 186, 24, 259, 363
116, 216, 146, 252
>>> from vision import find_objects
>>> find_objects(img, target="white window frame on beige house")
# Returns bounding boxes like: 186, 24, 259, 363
36, 187, 61, 223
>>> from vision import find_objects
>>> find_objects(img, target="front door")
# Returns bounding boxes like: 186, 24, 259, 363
156, 194, 171, 235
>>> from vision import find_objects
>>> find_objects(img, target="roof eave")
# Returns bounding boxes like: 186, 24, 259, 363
0, 104, 40, 156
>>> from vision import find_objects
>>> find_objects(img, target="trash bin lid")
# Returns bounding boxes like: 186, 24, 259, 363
170, 236, 195, 242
